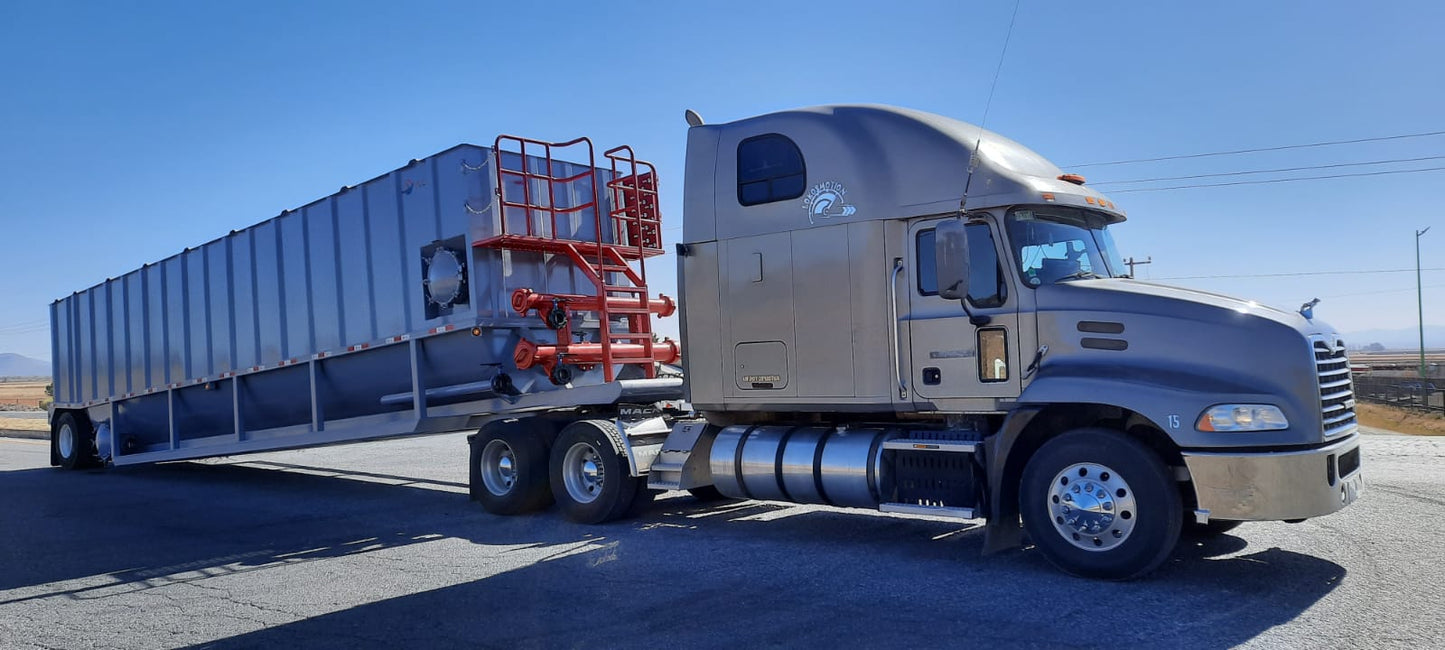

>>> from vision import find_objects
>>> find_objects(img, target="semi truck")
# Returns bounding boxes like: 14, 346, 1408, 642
47, 105, 1363, 579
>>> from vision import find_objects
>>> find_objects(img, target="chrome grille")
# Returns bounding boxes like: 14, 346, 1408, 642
1312, 336, 1357, 438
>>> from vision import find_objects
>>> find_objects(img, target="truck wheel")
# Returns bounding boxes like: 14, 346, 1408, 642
471, 421, 553, 515
53, 412, 98, 470
1020, 428, 1182, 580
550, 420, 638, 524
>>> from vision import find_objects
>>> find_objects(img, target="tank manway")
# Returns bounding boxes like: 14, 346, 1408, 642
709, 425, 904, 508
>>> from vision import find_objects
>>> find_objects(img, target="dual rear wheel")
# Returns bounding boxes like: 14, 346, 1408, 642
472, 419, 644, 524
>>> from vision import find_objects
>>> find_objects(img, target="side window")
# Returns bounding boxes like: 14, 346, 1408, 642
737, 134, 805, 206
916, 224, 1006, 307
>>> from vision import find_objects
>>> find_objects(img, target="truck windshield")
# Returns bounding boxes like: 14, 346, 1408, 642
1005, 206, 1126, 286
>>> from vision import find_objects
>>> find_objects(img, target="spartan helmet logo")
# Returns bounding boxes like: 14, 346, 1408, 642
802, 181, 857, 224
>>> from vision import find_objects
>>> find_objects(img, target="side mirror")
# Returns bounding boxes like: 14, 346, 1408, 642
935, 219, 971, 301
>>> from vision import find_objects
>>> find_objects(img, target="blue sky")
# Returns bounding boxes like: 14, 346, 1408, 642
1, 0, 1442, 360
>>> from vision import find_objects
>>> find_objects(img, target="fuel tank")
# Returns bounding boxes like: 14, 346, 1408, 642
708, 424, 904, 508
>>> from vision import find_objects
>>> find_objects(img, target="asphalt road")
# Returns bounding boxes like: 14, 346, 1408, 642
0, 411, 46, 420
1, 429, 1441, 649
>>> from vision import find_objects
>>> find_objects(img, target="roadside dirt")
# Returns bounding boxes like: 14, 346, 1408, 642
0, 417, 47, 432
1357, 402, 1445, 436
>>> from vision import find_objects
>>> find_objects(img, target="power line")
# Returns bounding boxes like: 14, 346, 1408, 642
0, 322, 49, 334
1160, 268, 1445, 280
1064, 129, 1445, 168
1107, 165, 1445, 194
1321, 283, 1445, 300
1090, 155, 1445, 186
0, 319, 47, 329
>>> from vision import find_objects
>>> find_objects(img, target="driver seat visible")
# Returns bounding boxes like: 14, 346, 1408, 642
1035, 258, 1076, 284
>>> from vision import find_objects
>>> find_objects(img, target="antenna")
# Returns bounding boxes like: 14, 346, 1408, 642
960, 0, 1023, 213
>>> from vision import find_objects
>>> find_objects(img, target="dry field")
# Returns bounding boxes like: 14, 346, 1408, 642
1356, 402, 1445, 436
0, 416, 46, 432
0, 380, 48, 410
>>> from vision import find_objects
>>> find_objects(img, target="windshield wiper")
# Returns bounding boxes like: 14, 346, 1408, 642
1055, 270, 1102, 282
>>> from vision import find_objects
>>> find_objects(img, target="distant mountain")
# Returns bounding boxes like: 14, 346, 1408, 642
1342, 325, 1445, 351
0, 353, 49, 377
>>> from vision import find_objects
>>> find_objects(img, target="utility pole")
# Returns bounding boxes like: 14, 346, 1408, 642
1417, 227, 1430, 378
1124, 256, 1152, 278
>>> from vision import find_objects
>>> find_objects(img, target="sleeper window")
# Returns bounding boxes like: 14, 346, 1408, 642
737, 134, 806, 206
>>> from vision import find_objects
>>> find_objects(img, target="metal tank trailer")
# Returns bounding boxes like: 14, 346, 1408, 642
48, 137, 682, 468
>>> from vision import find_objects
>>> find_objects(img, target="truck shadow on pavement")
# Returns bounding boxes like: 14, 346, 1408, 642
0, 460, 1344, 649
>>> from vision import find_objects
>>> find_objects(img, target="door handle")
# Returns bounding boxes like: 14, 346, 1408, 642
889, 257, 907, 399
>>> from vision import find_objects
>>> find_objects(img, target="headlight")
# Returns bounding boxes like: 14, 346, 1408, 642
1196, 404, 1289, 432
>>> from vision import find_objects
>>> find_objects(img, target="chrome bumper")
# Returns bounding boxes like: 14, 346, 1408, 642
1181, 434, 1362, 522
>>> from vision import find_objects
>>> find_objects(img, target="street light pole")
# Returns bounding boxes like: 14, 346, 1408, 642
1417, 227, 1430, 378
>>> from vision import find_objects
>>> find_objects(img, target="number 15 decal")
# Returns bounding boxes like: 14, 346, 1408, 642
1167, 415, 1181, 430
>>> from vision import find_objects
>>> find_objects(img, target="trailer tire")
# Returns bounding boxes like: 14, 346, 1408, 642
53, 411, 98, 470
470, 421, 553, 515
1020, 427, 1182, 580
550, 420, 638, 524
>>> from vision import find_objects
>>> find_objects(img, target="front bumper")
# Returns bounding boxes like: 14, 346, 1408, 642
1181, 433, 1362, 522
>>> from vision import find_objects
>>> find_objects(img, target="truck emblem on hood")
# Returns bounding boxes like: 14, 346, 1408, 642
802, 181, 857, 224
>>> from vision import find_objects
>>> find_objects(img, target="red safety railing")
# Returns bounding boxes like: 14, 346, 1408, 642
473, 135, 676, 383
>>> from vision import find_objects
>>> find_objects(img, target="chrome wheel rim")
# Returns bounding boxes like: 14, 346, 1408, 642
479, 439, 518, 497
58, 423, 75, 459
1047, 462, 1138, 552
562, 442, 604, 504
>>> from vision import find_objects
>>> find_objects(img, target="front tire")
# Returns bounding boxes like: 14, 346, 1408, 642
53, 412, 98, 470
1020, 428, 1182, 580
549, 420, 638, 524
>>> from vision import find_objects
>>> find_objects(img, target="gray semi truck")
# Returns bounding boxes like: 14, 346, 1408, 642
48, 105, 1362, 579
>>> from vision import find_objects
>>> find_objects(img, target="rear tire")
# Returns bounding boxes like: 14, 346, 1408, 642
549, 420, 638, 524
53, 412, 97, 470
1020, 427, 1182, 580
470, 419, 554, 515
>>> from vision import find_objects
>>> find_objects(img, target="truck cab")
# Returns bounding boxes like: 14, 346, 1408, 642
659, 105, 1362, 578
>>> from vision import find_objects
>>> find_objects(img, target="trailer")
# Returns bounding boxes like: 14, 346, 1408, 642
48, 138, 683, 468
50, 105, 1363, 579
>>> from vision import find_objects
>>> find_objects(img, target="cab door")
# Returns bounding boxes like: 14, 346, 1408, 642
906, 217, 1021, 402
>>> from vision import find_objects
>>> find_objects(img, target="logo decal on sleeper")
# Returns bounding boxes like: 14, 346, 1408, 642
802, 181, 857, 224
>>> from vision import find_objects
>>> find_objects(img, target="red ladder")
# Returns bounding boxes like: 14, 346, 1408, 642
473, 135, 677, 383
